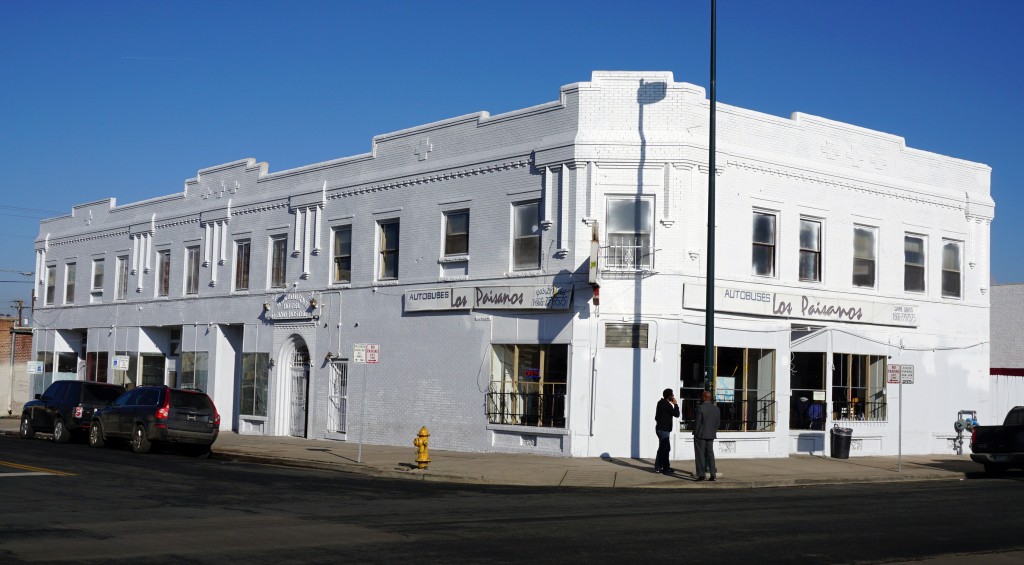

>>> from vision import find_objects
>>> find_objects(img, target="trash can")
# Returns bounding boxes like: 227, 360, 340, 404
830, 426, 853, 459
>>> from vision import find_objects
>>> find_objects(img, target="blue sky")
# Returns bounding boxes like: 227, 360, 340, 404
1, 0, 1021, 313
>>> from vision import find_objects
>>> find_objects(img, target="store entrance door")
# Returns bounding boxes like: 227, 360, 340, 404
290, 343, 311, 438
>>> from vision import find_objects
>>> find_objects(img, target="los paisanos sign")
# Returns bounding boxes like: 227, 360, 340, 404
404, 284, 572, 312
684, 284, 918, 327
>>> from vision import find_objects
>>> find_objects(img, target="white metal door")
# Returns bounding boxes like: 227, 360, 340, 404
290, 345, 310, 437
328, 362, 348, 434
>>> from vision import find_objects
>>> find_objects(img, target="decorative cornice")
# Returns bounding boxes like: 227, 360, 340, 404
328, 158, 532, 201
727, 159, 967, 212
47, 228, 130, 248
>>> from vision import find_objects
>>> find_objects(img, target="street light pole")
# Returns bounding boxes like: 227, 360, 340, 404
704, 0, 717, 389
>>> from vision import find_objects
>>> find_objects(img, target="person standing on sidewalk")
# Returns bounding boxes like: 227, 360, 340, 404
693, 390, 721, 481
655, 388, 680, 474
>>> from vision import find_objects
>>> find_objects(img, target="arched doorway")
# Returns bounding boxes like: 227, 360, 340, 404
287, 340, 311, 438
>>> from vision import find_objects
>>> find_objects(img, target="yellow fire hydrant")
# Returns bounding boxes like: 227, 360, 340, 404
413, 426, 431, 470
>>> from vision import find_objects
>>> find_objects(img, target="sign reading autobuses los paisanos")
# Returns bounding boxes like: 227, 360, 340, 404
404, 284, 572, 312
684, 283, 918, 327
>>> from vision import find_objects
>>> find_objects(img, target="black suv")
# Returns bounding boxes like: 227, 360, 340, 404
20, 380, 127, 443
89, 385, 220, 454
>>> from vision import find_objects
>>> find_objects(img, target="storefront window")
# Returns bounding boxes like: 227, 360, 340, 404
181, 351, 209, 391
680, 345, 776, 432
790, 352, 826, 430
487, 344, 567, 428
832, 354, 887, 421
241, 353, 269, 417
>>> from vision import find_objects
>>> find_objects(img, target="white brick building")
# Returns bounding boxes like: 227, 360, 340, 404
31, 71, 993, 459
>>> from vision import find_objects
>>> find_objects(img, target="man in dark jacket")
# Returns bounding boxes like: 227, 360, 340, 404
655, 388, 680, 474
693, 390, 721, 481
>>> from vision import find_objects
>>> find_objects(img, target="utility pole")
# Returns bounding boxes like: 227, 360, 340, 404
704, 0, 718, 390
11, 300, 24, 327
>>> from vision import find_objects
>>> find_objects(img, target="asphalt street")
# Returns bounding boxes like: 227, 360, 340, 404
2, 436, 1024, 564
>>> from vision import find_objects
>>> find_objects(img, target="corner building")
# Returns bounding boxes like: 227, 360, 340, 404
31, 71, 993, 460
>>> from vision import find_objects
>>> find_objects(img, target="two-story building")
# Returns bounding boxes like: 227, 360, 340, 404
31, 71, 993, 460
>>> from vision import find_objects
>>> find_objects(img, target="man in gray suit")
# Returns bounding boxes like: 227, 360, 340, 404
693, 390, 721, 481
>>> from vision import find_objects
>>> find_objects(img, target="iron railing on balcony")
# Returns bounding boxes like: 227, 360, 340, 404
486, 390, 566, 428
601, 237, 655, 272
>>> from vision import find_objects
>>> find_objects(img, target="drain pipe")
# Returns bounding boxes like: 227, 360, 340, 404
8, 327, 16, 415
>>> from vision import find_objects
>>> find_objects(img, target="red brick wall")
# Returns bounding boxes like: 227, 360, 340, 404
0, 317, 32, 364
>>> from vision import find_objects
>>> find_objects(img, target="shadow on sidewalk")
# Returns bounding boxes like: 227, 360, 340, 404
598, 454, 700, 480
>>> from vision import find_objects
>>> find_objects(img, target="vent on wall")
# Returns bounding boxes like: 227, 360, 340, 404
605, 323, 649, 348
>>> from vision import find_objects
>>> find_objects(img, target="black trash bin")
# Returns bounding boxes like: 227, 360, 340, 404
830, 426, 853, 459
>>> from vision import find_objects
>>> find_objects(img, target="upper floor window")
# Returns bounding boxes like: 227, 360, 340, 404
333, 226, 351, 284
116, 255, 129, 300
92, 258, 104, 291
157, 250, 171, 297
378, 220, 400, 280
606, 198, 653, 270
234, 240, 251, 291
444, 211, 469, 256
752, 211, 776, 277
904, 235, 925, 293
64, 262, 76, 304
44, 265, 55, 306
512, 201, 541, 271
852, 226, 876, 288
184, 246, 200, 295
270, 235, 287, 288
942, 239, 962, 298
799, 218, 822, 283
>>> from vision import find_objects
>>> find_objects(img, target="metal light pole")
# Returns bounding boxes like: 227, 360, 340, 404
704, 0, 717, 389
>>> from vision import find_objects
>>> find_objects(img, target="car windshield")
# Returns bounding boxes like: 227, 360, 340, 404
172, 391, 214, 411
83, 384, 126, 403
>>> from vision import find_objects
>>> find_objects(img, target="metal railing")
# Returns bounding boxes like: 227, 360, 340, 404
832, 399, 887, 421
679, 392, 776, 432
485, 390, 566, 428
602, 239, 654, 271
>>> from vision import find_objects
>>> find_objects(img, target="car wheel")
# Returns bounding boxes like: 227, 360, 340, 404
131, 424, 152, 454
19, 415, 35, 439
53, 418, 71, 444
88, 422, 106, 448
984, 463, 1008, 477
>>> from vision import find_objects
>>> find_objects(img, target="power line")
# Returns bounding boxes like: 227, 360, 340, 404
0, 204, 63, 215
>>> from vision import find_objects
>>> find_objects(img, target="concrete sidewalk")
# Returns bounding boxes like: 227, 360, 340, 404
1, 417, 982, 488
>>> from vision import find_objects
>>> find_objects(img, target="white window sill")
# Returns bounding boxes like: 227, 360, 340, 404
438, 255, 470, 263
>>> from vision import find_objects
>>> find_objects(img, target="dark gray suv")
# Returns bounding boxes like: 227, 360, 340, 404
20, 380, 126, 443
89, 385, 220, 454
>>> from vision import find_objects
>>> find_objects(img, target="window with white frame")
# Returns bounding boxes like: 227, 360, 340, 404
116, 255, 129, 300
270, 235, 287, 288
241, 352, 269, 417
904, 234, 926, 293
752, 211, 776, 277
92, 258, 104, 291
332, 226, 351, 283
378, 220, 400, 280
64, 262, 76, 304
486, 344, 567, 428
44, 265, 55, 306
832, 354, 887, 421
852, 226, 876, 288
156, 250, 170, 297
184, 246, 199, 295
605, 198, 653, 270
444, 210, 469, 257
942, 239, 962, 298
799, 218, 822, 282
234, 240, 250, 291
512, 201, 541, 270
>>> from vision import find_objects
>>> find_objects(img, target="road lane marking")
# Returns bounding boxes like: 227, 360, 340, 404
0, 459, 76, 476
